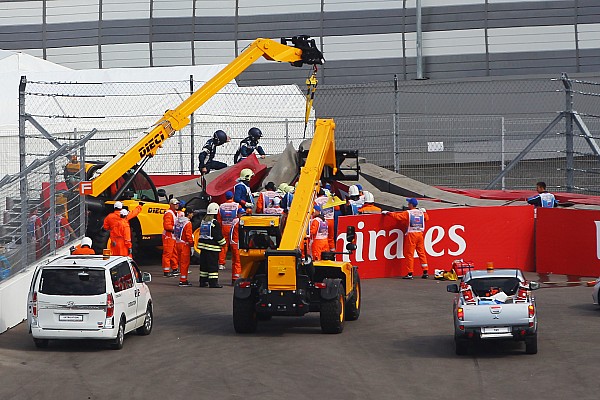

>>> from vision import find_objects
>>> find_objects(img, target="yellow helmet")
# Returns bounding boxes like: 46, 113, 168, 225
240, 168, 254, 182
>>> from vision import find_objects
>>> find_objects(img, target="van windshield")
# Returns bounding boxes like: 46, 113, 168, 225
40, 268, 105, 296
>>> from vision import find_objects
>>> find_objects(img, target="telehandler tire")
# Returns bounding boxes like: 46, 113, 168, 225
233, 296, 257, 333
320, 287, 345, 334
345, 273, 361, 321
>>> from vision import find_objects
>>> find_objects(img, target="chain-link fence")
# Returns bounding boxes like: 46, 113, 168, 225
314, 74, 600, 193
0, 143, 87, 282
19, 77, 314, 177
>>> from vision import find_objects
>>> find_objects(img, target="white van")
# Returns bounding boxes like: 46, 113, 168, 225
27, 255, 153, 350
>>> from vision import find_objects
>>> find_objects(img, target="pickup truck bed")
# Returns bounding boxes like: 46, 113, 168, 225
448, 269, 539, 355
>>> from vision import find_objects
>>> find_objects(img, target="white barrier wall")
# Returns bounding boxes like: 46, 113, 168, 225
0, 248, 71, 334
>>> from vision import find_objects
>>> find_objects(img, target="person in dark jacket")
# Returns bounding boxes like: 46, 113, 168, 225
198, 130, 230, 174
527, 181, 558, 208
234, 127, 265, 163
198, 202, 227, 288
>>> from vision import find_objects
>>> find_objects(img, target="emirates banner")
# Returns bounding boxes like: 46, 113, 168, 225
336, 206, 536, 278
536, 207, 600, 277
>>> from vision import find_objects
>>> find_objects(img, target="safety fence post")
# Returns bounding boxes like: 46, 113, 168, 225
285, 118, 289, 146
393, 74, 399, 174
79, 144, 87, 236
561, 73, 574, 192
190, 75, 195, 175
49, 160, 56, 253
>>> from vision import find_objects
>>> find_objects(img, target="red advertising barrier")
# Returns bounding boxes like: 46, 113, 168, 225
536, 207, 600, 277
336, 206, 535, 279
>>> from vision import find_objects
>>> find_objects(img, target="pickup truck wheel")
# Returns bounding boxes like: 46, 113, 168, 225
136, 304, 153, 335
233, 297, 257, 333
455, 337, 468, 355
33, 338, 49, 348
320, 287, 345, 334
345, 273, 361, 321
525, 334, 538, 354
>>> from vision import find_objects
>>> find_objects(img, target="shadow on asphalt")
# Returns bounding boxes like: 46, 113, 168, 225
393, 334, 531, 358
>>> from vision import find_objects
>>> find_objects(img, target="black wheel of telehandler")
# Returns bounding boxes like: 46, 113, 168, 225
320, 287, 345, 334
256, 313, 272, 321
233, 296, 257, 333
90, 228, 109, 256
345, 273, 361, 321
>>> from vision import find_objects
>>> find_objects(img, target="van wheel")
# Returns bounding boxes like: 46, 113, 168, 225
525, 334, 538, 354
111, 319, 125, 350
136, 304, 153, 335
320, 287, 345, 334
33, 338, 49, 348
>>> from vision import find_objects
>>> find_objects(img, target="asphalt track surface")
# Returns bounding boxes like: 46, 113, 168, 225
1, 261, 600, 400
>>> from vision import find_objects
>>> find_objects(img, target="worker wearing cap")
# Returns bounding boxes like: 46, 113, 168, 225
217, 191, 239, 270
383, 198, 429, 279
174, 208, 195, 287
71, 237, 96, 255
310, 205, 329, 261
256, 181, 280, 214
198, 202, 227, 288
358, 191, 382, 214
162, 198, 180, 277
229, 207, 245, 285
355, 184, 365, 209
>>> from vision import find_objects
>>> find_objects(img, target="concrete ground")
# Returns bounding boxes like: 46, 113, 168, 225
1, 261, 599, 400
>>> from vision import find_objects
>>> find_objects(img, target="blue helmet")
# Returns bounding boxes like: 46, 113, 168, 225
225, 191, 234, 200
248, 127, 262, 139
213, 130, 228, 145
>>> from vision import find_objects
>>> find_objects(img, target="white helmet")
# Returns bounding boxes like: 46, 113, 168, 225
114, 201, 123, 210
206, 202, 220, 215
120, 209, 129, 217
364, 191, 374, 203
240, 168, 254, 182
348, 185, 359, 196
81, 237, 93, 247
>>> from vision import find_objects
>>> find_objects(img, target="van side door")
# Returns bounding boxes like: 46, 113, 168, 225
130, 260, 150, 328
109, 261, 137, 333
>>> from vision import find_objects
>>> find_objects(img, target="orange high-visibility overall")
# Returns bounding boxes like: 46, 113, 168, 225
174, 216, 194, 283
310, 216, 329, 261
217, 199, 239, 266
388, 209, 429, 274
162, 209, 178, 273
230, 218, 242, 282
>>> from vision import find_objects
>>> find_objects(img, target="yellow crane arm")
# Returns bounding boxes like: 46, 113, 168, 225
278, 119, 337, 250
87, 37, 323, 197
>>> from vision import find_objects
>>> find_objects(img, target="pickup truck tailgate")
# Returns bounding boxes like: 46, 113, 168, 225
463, 303, 531, 337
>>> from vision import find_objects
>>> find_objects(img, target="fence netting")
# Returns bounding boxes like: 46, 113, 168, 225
2, 73, 600, 282
0, 145, 86, 281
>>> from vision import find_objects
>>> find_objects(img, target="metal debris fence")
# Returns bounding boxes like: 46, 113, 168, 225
3, 73, 600, 282
314, 74, 600, 193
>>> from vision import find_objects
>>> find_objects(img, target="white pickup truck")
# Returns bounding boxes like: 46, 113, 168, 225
447, 269, 540, 355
